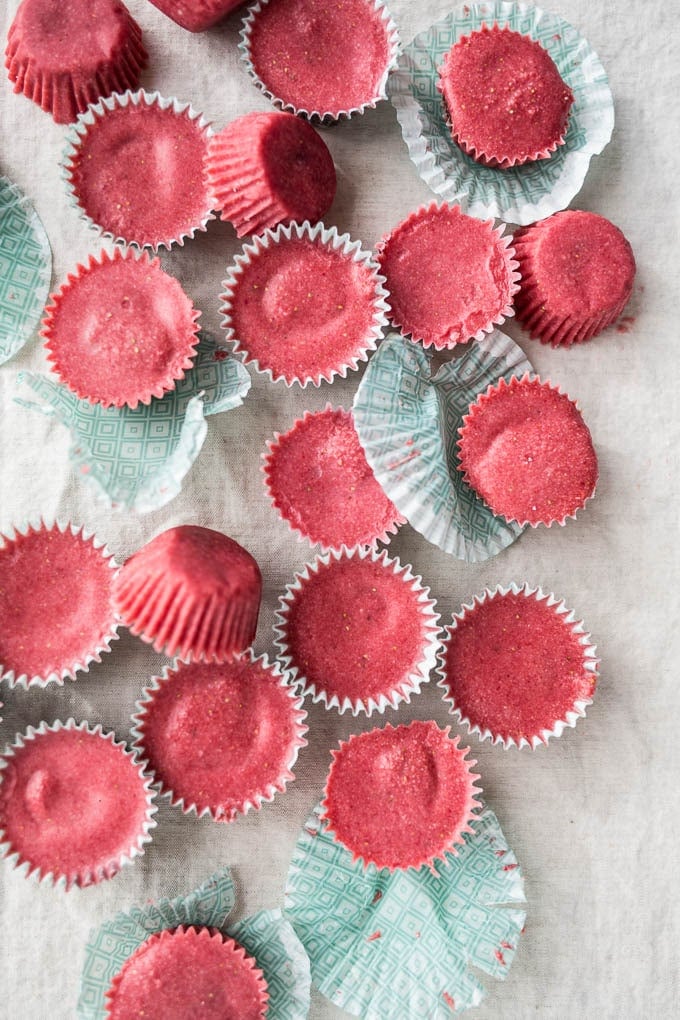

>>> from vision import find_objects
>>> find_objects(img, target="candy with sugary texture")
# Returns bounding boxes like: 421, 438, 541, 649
146, 0, 246, 32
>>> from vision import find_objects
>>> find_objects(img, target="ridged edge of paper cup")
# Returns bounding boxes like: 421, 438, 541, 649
0, 719, 157, 890
273, 546, 441, 716
457, 373, 598, 528
60, 89, 215, 252
130, 651, 308, 822
220, 220, 390, 387
436, 582, 599, 749
239, 0, 400, 124
0, 518, 119, 690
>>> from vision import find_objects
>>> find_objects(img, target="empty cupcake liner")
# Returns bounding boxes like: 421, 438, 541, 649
436, 582, 599, 750
0, 176, 52, 366
352, 330, 532, 561
388, 0, 614, 224
130, 651, 308, 822
274, 546, 441, 716
0, 719, 157, 890
78, 869, 311, 1019
61, 90, 215, 251
0, 518, 119, 689
16, 331, 251, 514
286, 799, 526, 1016
221, 220, 390, 387
239, 0, 400, 123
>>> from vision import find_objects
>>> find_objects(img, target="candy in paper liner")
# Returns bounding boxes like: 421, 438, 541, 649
78, 868, 311, 1019
221, 220, 389, 387
147, 0, 245, 32
16, 332, 251, 514
0, 519, 119, 690
286, 800, 526, 1016
388, 1, 614, 225
0, 177, 51, 366
0, 719, 157, 890
437, 582, 599, 750
61, 90, 215, 251
130, 651, 308, 822
274, 546, 441, 716
352, 331, 532, 561
239, 0, 400, 123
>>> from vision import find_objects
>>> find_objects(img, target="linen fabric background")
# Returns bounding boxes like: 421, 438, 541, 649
0, 0, 678, 1016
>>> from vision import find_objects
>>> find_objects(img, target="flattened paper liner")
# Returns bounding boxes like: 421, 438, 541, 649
388, 1, 614, 225
78, 869, 311, 1020
352, 331, 532, 561
0, 177, 51, 365
16, 333, 251, 514
285, 801, 526, 1016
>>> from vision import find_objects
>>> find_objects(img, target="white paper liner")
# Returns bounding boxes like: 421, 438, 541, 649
388, 1, 614, 224
273, 546, 441, 716
130, 650, 308, 822
0, 518, 119, 690
0, 719, 157, 890
221, 220, 390, 387
436, 581, 599, 749
239, 0, 400, 123
61, 90, 215, 252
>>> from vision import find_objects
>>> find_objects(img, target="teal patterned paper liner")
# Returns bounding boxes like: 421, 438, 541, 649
286, 801, 526, 1016
352, 331, 531, 561
0, 177, 51, 365
15, 333, 251, 514
78, 869, 311, 1019
388, 1, 614, 224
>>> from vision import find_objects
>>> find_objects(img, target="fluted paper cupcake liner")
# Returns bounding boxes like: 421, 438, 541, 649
221, 220, 389, 387
130, 651, 308, 822
0, 519, 119, 689
0, 719, 157, 890
78, 869, 311, 1019
352, 330, 532, 561
61, 90, 215, 251
388, 0, 614, 224
436, 582, 599, 749
0, 177, 51, 366
274, 546, 441, 716
286, 800, 526, 1015
239, 0, 400, 123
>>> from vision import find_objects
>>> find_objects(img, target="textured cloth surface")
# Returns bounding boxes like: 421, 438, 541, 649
0, 1, 678, 1017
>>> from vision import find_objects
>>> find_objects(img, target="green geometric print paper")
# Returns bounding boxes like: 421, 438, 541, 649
387, 1, 614, 224
352, 331, 531, 561
0, 177, 51, 365
78, 869, 310, 1019
16, 333, 251, 514
285, 802, 526, 1017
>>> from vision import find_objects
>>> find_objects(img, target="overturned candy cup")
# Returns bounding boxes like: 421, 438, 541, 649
437, 582, 599, 749
0, 519, 119, 689
221, 221, 389, 387
274, 546, 441, 716
0, 719, 157, 889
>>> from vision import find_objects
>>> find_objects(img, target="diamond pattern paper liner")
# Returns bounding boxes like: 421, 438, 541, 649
286, 801, 526, 1017
0, 177, 52, 365
388, 1, 614, 224
352, 331, 532, 561
15, 333, 251, 514
78, 868, 311, 1019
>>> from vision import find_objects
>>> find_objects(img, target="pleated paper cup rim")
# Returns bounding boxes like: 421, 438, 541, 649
457, 372, 598, 528
130, 650, 308, 823
220, 220, 390, 388
0, 517, 120, 690
60, 89, 216, 252
239, 0, 400, 123
262, 405, 406, 553
273, 545, 441, 716
0, 719, 157, 890
436, 582, 600, 750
